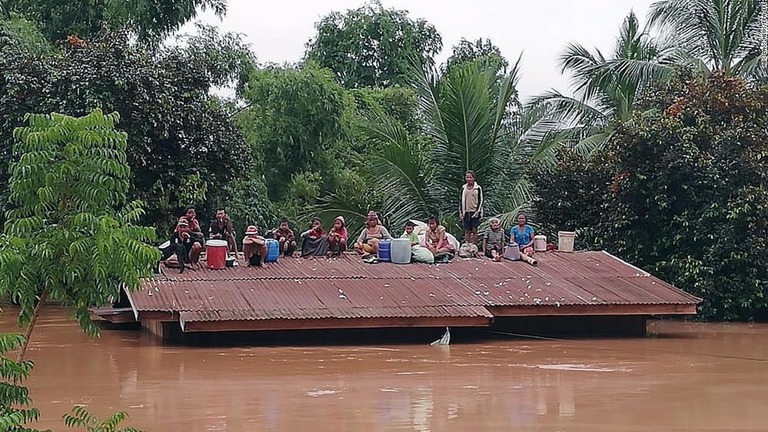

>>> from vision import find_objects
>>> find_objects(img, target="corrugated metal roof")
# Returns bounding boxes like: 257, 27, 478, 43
133, 251, 700, 323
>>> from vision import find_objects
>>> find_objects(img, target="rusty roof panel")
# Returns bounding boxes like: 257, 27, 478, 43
134, 251, 701, 322
179, 305, 492, 322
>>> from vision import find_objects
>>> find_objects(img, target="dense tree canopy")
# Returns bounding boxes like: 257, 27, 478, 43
443, 37, 508, 75
0, 28, 253, 233
533, 73, 768, 320
3, 0, 226, 43
305, 1, 442, 88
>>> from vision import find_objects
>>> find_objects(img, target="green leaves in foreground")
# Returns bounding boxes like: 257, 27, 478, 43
0, 109, 160, 336
0, 333, 41, 432
62, 406, 140, 432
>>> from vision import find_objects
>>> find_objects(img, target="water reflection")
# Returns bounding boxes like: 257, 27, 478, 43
6, 308, 768, 431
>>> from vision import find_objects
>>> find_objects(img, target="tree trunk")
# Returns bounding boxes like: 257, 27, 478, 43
16, 290, 49, 362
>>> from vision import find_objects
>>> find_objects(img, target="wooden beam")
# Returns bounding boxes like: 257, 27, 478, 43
180, 316, 492, 333
487, 303, 697, 317
88, 307, 136, 324
137, 311, 179, 322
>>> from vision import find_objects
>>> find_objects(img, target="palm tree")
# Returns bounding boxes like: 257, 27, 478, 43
530, 11, 678, 156
648, 0, 765, 78
314, 56, 564, 231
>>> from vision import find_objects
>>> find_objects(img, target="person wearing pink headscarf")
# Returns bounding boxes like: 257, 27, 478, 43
327, 216, 348, 256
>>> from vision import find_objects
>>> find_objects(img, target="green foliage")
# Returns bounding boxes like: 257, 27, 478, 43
0, 333, 43, 432
239, 64, 352, 204
0, 28, 253, 233
533, 73, 768, 320
174, 22, 257, 91
0, 16, 50, 56
349, 85, 419, 134
336, 58, 546, 234
530, 11, 679, 158
0, 110, 160, 337
305, 0, 442, 88
648, 0, 763, 77
62, 406, 140, 432
443, 38, 508, 76
5, 0, 226, 43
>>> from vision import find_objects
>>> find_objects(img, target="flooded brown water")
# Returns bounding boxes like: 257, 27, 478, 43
4, 307, 768, 431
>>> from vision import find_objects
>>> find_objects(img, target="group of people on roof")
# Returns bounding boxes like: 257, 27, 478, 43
159, 171, 536, 272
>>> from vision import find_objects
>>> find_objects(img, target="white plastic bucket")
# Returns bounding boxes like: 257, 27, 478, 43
504, 243, 521, 261
533, 235, 547, 252
558, 231, 576, 253
390, 238, 412, 264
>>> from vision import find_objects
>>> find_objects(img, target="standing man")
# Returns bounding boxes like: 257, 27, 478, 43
459, 170, 483, 245
210, 208, 237, 254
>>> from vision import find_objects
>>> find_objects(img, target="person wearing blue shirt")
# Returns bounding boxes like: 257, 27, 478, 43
510, 212, 535, 253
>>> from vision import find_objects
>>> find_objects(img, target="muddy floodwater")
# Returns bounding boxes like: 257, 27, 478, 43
4, 307, 768, 431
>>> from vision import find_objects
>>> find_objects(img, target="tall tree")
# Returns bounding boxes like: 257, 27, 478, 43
443, 37, 508, 75
530, 11, 677, 157
238, 64, 352, 207
319, 56, 561, 231
0, 109, 159, 360
648, 0, 764, 78
0, 28, 254, 233
305, 0, 442, 88
3, 0, 226, 43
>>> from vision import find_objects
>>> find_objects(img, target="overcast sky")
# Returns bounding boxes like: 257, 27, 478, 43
183, 0, 656, 101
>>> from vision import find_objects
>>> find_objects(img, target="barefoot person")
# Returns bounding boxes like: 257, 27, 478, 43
354, 211, 392, 257
459, 171, 484, 245
242, 225, 268, 267
425, 216, 455, 261
511, 212, 535, 256
273, 218, 297, 257
483, 217, 507, 261
164, 218, 203, 273
327, 216, 348, 256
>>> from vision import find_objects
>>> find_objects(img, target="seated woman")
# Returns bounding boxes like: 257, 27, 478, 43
327, 216, 348, 256
300, 218, 328, 257
425, 216, 455, 262
510, 212, 535, 256
242, 225, 268, 267
354, 211, 392, 257
483, 217, 507, 262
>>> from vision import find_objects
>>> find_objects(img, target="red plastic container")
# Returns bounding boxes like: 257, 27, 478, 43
206, 240, 228, 270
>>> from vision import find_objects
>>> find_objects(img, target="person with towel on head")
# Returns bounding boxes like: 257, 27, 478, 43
327, 216, 348, 256
242, 225, 268, 267
354, 211, 392, 258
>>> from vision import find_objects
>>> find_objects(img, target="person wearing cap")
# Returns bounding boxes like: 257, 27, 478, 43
354, 211, 392, 257
327, 216, 348, 256
164, 217, 203, 273
273, 218, 297, 257
242, 225, 268, 267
